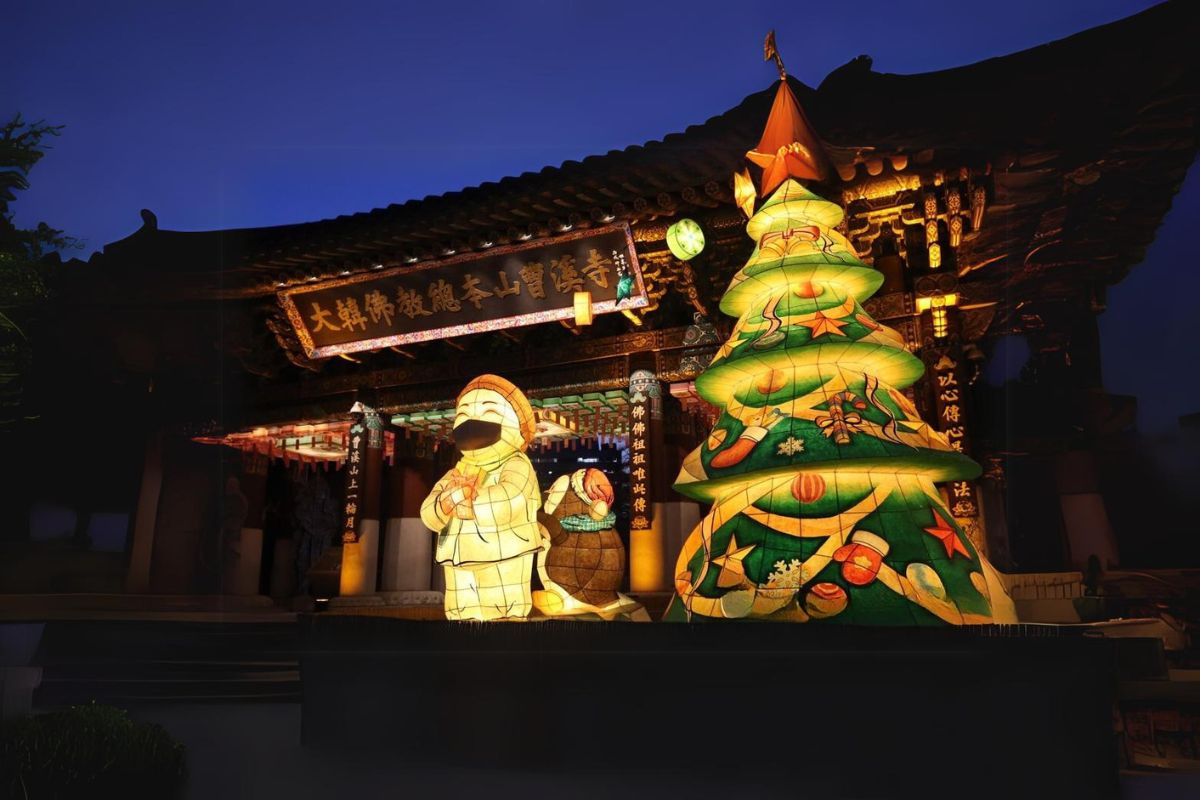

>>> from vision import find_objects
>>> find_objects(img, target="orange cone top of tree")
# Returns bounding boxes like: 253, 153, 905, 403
745, 80, 833, 195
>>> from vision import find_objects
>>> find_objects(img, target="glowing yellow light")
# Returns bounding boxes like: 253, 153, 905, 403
931, 307, 948, 338
666, 218, 706, 261
916, 293, 958, 339
339, 540, 368, 595
573, 291, 593, 326
914, 293, 958, 313
928, 243, 942, 269
733, 168, 757, 219
630, 524, 665, 592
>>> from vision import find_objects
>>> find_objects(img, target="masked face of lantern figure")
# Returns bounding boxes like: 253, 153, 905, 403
420, 374, 542, 622
452, 383, 532, 466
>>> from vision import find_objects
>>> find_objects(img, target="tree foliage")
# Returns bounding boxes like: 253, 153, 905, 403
0, 114, 77, 427
1, 703, 187, 799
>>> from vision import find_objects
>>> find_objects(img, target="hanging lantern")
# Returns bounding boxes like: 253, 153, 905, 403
666, 218, 706, 261
732, 169, 757, 219
573, 291, 594, 326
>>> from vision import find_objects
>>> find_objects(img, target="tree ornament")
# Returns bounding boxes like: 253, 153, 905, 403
791, 472, 825, 503
833, 531, 889, 587
804, 582, 848, 618
793, 281, 823, 298
923, 508, 971, 560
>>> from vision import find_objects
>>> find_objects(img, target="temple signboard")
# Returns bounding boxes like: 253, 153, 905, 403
279, 224, 647, 358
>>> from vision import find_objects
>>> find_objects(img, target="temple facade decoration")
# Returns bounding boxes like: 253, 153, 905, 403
667, 79, 1016, 624
420, 374, 543, 621
35, 5, 1195, 606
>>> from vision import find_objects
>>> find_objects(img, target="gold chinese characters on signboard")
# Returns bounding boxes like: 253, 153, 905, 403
628, 369, 657, 531
931, 353, 978, 518
342, 420, 365, 542
279, 224, 647, 358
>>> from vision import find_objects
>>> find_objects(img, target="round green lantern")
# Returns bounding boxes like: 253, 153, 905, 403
666, 218, 705, 261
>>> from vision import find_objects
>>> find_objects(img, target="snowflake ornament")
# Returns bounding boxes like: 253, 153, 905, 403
776, 436, 806, 456
765, 558, 804, 590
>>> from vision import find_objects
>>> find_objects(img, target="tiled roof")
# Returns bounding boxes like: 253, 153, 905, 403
73, 1, 1199, 410
94, 1, 1198, 309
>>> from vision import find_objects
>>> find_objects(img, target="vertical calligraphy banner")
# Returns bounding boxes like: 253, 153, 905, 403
628, 369, 658, 532
929, 351, 978, 518
928, 349, 986, 554
342, 414, 368, 543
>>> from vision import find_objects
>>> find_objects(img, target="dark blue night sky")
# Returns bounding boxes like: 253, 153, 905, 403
4, 0, 1196, 431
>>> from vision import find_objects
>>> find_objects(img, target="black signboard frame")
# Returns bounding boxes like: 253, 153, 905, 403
279, 223, 647, 358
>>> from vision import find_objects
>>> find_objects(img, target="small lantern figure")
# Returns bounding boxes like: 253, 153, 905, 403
573, 291, 593, 326
666, 218, 706, 261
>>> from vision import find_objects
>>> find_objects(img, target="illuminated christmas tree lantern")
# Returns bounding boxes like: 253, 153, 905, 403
666, 218, 706, 261
665, 78, 1015, 625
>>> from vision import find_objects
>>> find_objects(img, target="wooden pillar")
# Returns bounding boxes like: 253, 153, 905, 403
628, 368, 668, 592
339, 405, 384, 596
978, 456, 1014, 571
124, 431, 163, 593
230, 453, 268, 595
269, 538, 298, 601
381, 457, 434, 591
1055, 449, 1120, 569
660, 431, 702, 585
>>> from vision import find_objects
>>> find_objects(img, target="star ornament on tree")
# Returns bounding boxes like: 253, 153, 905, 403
923, 509, 971, 559
796, 310, 849, 339
712, 534, 756, 588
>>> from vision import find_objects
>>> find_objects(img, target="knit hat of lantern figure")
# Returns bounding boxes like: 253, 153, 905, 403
452, 374, 537, 465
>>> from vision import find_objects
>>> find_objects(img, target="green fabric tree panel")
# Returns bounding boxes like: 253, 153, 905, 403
668, 179, 1016, 625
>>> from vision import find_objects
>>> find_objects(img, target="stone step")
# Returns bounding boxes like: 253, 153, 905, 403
31, 619, 301, 707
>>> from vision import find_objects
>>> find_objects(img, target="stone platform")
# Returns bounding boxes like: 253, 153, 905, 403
298, 617, 1126, 798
